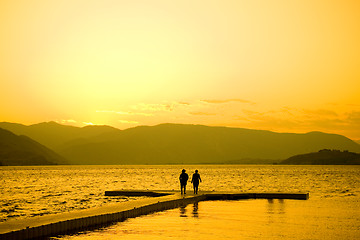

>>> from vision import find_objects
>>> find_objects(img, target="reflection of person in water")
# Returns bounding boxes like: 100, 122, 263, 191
192, 202, 199, 218
191, 170, 202, 194
179, 169, 189, 194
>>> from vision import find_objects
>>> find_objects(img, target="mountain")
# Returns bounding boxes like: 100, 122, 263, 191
2, 122, 360, 165
0, 128, 67, 166
281, 149, 360, 165
0, 121, 121, 150
356, 140, 360, 145
57, 123, 360, 165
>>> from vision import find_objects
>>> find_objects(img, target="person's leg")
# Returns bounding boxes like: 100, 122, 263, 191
181, 184, 183, 194
184, 184, 186, 194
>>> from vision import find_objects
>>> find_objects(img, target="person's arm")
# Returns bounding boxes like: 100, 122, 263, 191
199, 175, 202, 182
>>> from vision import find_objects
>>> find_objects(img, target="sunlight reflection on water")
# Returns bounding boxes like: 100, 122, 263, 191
57, 199, 360, 240
1, 165, 360, 239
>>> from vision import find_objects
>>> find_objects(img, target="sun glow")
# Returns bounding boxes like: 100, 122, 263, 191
1, 0, 359, 139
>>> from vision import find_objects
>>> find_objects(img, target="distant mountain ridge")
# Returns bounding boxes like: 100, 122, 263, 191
0, 127, 67, 166
0, 122, 120, 150
1, 122, 359, 165
281, 149, 360, 165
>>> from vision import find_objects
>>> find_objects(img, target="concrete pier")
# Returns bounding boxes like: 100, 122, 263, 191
0, 191, 309, 240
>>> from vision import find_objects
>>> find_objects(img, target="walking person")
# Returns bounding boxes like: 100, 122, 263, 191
191, 170, 202, 194
179, 169, 189, 194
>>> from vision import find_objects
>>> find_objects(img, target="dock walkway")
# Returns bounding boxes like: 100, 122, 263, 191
0, 191, 309, 240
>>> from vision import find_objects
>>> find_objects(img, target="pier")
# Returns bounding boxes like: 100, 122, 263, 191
0, 191, 309, 240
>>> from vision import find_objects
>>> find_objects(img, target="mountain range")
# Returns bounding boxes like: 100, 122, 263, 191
0, 121, 119, 150
0, 127, 67, 166
1, 121, 359, 165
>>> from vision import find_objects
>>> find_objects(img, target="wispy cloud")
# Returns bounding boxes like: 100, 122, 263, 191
96, 110, 153, 116
97, 102, 194, 118
56, 119, 77, 124
83, 122, 95, 125
328, 102, 360, 108
131, 103, 174, 112
189, 112, 216, 116
177, 102, 190, 105
201, 99, 255, 104
232, 106, 360, 138
302, 109, 338, 117
118, 120, 139, 124
94, 101, 360, 139
346, 111, 360, 125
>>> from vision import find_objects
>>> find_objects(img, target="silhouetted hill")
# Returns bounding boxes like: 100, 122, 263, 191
281, 149, 360, 165
0, 122, 120, 150
58, 123, 360, 164
0, 128, 67, 166
2, 122, 360, 165
356, 140, 360, 145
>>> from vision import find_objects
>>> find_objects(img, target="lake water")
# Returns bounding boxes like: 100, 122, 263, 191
1, 165, 359, 239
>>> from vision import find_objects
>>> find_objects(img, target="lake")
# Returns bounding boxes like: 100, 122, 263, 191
1, 165, 359, 239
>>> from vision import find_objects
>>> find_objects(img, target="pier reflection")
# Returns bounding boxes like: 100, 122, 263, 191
267, 199, 286, 224
179, 203, 199, 218
192, 202, 199, 218
180, 205, 187, 217
267, 199, 285, 214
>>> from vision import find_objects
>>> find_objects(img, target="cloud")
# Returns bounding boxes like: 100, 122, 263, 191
57, 119, 77, 124
233, 106, 360, 138
117, 111, 153, 116
328, 102, 360, 108
302, 109, 338, 117
189, 112, 216, 116
242, 108, 339, 123
83, 122, 95, 125
118, 120, 139, 124
96, 110, 153, 116
201, 99, 254, 104
177, 102, 190, 105
345, 111, 360, 125
132, 103, 174, 112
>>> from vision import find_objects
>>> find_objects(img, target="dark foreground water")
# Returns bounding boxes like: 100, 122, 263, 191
1, 165, 359, 239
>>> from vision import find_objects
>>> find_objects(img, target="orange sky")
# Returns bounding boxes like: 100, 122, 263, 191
1, 0, 360, 139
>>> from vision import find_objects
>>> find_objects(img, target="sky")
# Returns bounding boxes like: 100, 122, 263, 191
0, 0, 360, 140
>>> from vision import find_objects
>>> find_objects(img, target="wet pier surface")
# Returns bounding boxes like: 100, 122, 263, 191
0, 191, 309, 240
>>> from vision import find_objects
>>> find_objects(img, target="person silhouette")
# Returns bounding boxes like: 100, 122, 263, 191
179, 169, 189, 194
191, 170, 202, 194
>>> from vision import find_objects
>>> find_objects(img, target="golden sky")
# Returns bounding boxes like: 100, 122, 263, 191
1, 0, 360, 139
